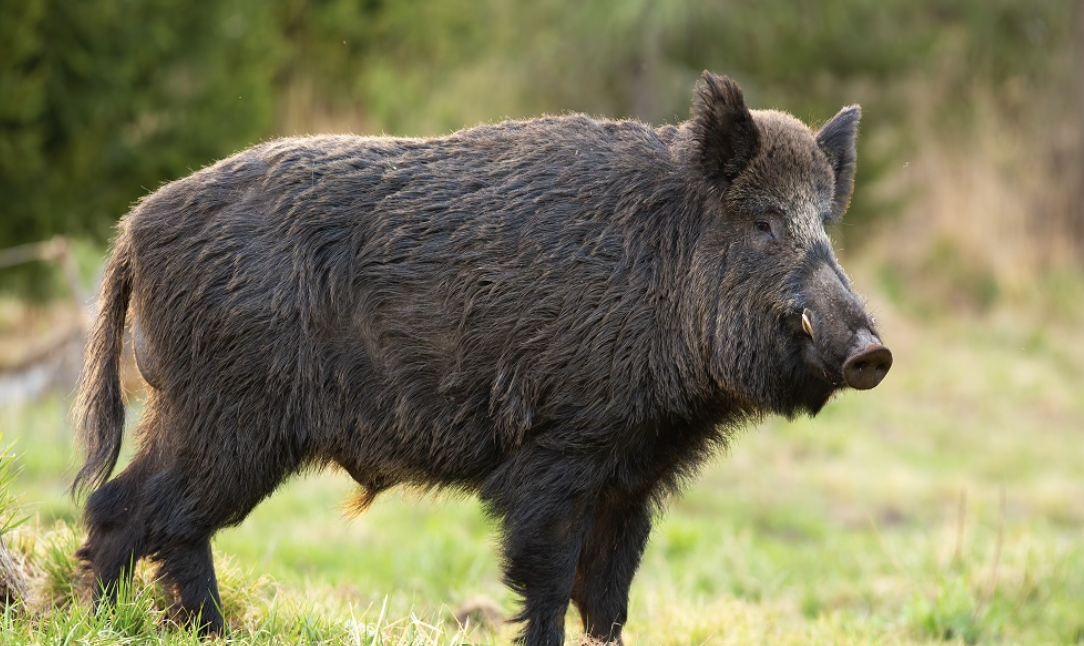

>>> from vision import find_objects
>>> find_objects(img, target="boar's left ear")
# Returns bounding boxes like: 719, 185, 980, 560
816, 105, 861, 219
690, 71, 759, 189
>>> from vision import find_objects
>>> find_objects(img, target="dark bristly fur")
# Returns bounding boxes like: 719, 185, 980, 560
73, 72, 890, 645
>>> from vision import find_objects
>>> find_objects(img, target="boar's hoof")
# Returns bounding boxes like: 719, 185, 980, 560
842, 344, 892, 390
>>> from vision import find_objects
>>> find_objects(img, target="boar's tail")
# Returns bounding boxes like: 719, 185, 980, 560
72, 236, 133, 498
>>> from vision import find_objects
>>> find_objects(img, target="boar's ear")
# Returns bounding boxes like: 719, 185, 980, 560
816, 105, 861, 219
690, 71, 759, 189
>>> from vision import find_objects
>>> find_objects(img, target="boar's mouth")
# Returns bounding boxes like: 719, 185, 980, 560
789, 306, 893, 396
783, 312, 843, 413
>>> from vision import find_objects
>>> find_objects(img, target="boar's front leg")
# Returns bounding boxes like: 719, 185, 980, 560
571, 487, 653, 645
482, 445, 606, 646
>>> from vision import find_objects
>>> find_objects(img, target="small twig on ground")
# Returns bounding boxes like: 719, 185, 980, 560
974, 486, 1006, 622
953, 488, 967, 567
866, 513, 904, 574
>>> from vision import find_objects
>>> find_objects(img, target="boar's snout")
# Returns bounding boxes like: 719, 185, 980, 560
800, 264, 892, 391
842, 329, 892, 390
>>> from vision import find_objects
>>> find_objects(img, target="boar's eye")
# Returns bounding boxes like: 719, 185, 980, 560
754, 220, 774, 236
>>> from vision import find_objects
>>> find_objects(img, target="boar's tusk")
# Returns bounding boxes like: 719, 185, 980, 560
801, 309, 814, 339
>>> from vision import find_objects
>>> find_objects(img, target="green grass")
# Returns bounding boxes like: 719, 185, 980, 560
1, 291, 1083, 644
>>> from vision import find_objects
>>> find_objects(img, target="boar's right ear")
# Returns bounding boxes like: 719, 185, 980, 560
690, 71, 760, 189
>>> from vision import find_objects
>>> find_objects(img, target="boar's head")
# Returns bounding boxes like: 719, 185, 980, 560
682, 72, 891, 416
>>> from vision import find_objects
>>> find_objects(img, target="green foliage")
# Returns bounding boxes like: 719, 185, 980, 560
0, 0, 281, 247
905, 574, 986, 644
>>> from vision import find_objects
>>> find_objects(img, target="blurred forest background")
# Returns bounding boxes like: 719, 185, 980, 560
2, 0, 1083, 302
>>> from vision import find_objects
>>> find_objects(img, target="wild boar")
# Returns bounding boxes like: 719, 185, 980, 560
74, 72, 891, 645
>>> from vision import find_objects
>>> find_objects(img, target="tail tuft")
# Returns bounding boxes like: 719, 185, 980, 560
71, 237, 133, 498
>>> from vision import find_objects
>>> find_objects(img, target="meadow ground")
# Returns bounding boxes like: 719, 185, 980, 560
1, 276, 1083, 645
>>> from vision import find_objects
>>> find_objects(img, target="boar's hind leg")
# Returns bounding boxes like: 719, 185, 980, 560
571, 488, 653, 645
140, 441, 298, 634
78, 451, 157, 609
482, 446, 608, 646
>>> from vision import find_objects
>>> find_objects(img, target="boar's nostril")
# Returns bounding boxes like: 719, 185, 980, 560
842, 344, 892, 390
